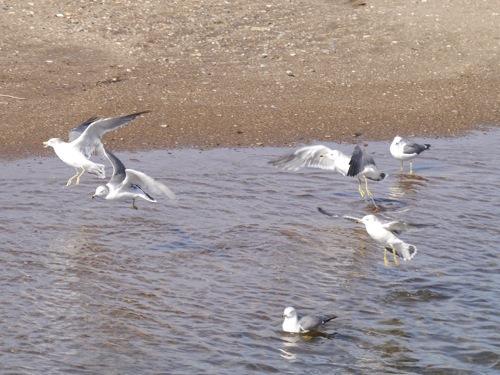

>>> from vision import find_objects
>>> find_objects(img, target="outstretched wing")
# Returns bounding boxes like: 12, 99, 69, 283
347, 145, 376, 177
124, 169, 177, 202
68, 117, 98, 142
269, 145, 338, 171
103, 149, 127, 186
72, 111, 151, 158
383, 220, 433, 235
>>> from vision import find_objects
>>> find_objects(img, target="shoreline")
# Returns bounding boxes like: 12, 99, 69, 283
1, 0, 497, 158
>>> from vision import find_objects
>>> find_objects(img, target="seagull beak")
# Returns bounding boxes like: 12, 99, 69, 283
91, 194, 96, 200
43, 141, 49, 148
356, 219, 363, 223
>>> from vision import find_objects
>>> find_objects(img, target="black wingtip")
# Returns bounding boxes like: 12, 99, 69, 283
317, 207, 338, 217
325, 316, 337, 323
128, 110, 152, 117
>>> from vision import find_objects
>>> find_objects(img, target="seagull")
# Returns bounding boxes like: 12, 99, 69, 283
390, 136, 431, 174
347, 145, 387, 199
269, 144, 386, 199
43, 111, 150, 186
282, 306, 336, 333
353, 214, 419, 267
92, 149, 176, 209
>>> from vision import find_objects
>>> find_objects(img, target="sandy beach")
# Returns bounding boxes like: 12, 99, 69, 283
0, 0, 498, 158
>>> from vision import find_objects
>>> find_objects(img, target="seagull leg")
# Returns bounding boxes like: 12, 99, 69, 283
66, 169, 80, 186
364, 177, 372, 198
132, 198, 138, 210
400, 161, 404, 172
409, 161, 414, 174
384, 248, 390, 267
357, 177, 365, 197
75, 167, 86, 185
392, 246, 400, 266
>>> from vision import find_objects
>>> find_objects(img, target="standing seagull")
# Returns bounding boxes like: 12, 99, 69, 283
282, 306, 336, 333
347, 145, 387, 199
92, 149, 176, 209
43, 111, 150, 186
390, 136, 431, 174
354, 214, 419, 267
269, 144, 386, 199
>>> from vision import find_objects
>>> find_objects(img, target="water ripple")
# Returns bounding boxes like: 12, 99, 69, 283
0, 129, 499, 373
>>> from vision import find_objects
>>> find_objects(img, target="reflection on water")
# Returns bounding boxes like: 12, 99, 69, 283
0, 128, 499, 374
388, 174, 430, 198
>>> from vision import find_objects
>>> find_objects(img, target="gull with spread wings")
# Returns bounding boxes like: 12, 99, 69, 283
92, 149, 176, 209
44, 111, 150, 186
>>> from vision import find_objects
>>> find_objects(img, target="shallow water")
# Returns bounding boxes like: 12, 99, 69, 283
0, 128, 499, 374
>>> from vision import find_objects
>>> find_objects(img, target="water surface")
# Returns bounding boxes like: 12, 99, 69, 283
0, 129, 499, 374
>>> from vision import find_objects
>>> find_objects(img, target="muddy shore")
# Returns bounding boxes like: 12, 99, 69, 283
1, 0, 498, 158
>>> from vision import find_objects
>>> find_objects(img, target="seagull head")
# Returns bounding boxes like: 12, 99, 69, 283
359, 214, 377, 225
282, 307, 297, 318
392, 136, 403, 145
92, 185, 109, 199
43, 138, 62, 148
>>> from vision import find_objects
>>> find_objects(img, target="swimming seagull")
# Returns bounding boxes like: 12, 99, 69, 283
282, 306, 337, 333
390, 136, 431, 174
43, 111, 150, 186
350, 214, 419, 267
92, 149, 176, 209
347, 145, 387, 199
269, 144, 386, 199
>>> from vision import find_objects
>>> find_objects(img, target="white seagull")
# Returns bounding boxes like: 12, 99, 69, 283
282, 306, 336, 333
269, 144, 386, 199
390, 136, 431, 174
354, 214, 419, 267
92, 149, 176, 209
43, 111, 150, 186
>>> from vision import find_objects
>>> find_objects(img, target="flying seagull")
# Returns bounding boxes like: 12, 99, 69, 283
43, 111, 150, 186
269, 144, 386, 199
349, 214, 421, 267
282, 306, 336, 333
92, 149, 176, 209
390, 136, 431, 174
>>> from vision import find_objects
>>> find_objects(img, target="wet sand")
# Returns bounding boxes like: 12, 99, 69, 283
0, 0, 498, 158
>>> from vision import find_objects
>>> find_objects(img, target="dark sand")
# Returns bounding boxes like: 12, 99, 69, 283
1, 0, 498, 158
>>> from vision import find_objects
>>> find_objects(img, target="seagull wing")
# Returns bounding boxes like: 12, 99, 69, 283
269, 145, 339, 171
347, 145, 376, 177
103, 149, 127, 186
68, 117, 98, 142
73, 111, 151, 158
299, 315, 336, 331
383, 220, 433, 235
123, 169, 177, 202
403, 142, 430, 155
343, 215, 361, 222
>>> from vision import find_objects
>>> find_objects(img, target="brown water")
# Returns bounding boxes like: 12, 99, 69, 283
1, 129, 498, 374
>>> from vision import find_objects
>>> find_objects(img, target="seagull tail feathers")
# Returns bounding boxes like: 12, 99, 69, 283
394, 242, 417, 261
